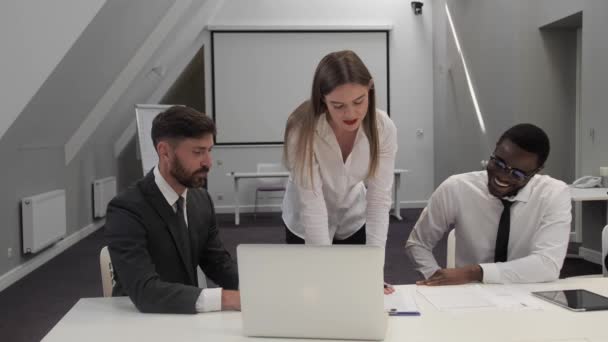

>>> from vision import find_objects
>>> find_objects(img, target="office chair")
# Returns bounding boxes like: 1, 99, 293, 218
254, 163, 287, 220
446, 229, 456, 268
99, 246, 115, 297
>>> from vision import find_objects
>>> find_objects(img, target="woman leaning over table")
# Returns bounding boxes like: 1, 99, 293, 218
281, 50, 398, 270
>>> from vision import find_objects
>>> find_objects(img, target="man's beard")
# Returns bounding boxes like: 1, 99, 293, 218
170, 156, 209, 189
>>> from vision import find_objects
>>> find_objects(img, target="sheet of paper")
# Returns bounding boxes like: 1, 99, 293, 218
417, 284, 542, 312
384, 288, 419, 315
417, 285, 494, 311
483, 285, 542, 310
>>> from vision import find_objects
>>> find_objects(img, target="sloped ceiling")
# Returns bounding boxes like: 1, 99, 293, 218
5, 0, 175, 150
0, 0, 106, 143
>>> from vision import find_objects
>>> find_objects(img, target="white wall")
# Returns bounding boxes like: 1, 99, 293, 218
573, 1, 608, 178
430, 0, 608, 259
537, 0, 608, 256
536, 0, 608, 177
206, 0, 435, 212
472, 0, 608, 182
433, 0, 580, 185
0, 0, 106, 141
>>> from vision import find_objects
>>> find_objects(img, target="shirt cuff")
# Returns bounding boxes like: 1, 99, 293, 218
421, 265, 441, 280
195, 288, 222, 312
479, 263, 501, 284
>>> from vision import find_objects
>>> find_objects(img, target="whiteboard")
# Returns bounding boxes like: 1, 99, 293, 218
211, 31, 389, 145
135, 104, 174, 174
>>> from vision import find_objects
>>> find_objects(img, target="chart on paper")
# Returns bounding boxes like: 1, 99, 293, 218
417, 284, 542, 312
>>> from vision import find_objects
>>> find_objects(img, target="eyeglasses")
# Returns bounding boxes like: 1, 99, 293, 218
488, 155, 538, 182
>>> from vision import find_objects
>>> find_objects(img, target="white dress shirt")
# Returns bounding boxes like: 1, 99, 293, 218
153, 166, 222, 312
405, 171, 572, 284
282, 109, 397, 247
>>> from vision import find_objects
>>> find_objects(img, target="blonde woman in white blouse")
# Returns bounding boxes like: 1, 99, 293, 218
282, 50, 398, 254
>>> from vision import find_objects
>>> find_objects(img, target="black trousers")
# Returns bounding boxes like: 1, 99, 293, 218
284, 223, 366, 245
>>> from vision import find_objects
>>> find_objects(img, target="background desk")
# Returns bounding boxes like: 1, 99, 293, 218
227, 169, 409, 226
570, 187, 608, 262
43, 278, 608, 342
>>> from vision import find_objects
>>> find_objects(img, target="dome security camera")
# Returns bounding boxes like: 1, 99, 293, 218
411, 1, 423, 15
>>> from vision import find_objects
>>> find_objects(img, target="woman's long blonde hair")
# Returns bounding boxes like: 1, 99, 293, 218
283, 50, 379, 187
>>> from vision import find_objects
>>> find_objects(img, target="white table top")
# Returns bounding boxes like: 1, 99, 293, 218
43, 277, 608, 342
570, 187, 608, 201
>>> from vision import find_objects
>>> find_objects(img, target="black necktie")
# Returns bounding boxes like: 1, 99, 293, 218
176, 196, 187, 230
175, 197, 192, 260
494, 199, 513, 263
177, 196, 199, 284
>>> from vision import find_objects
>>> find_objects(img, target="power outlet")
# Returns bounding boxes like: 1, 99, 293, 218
7, 247, 13, 258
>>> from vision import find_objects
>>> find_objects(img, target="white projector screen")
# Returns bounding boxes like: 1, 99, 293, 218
211, 31, 389, 145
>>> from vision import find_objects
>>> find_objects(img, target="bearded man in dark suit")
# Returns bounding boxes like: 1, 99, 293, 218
105, 105, 239, 314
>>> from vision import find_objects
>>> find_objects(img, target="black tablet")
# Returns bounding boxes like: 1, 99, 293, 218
532, 289, 608, 312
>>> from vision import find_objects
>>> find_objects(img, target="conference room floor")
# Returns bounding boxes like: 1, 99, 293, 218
0, 209, 601, 342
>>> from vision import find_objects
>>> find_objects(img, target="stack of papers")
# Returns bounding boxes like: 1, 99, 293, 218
417, 284, 542, 312
384, 288, 420, 316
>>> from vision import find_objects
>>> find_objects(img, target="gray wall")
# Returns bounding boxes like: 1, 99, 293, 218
117, 137, 143, 192
434, 0, 580, 185
0, 0, 174, 277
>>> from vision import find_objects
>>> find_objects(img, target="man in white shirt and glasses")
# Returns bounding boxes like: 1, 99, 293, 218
406, 123, 571, 285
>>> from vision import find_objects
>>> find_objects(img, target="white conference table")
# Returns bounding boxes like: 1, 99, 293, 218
43, 277, 608, 342
570, 187, 608, 202
569, 187, 608, 253
227, 169, 409, 226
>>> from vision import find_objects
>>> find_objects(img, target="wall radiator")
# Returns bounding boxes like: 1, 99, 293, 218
93, 177, 117, 219
21, 189, 67, 254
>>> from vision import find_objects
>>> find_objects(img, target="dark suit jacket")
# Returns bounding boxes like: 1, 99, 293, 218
105, 171, 238, 314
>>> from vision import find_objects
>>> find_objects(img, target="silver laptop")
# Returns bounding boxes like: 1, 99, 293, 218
237, 244, 388, 340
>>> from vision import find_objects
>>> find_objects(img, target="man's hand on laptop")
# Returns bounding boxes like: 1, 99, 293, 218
221, 289, 241, 311
416, 265, 483, 286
